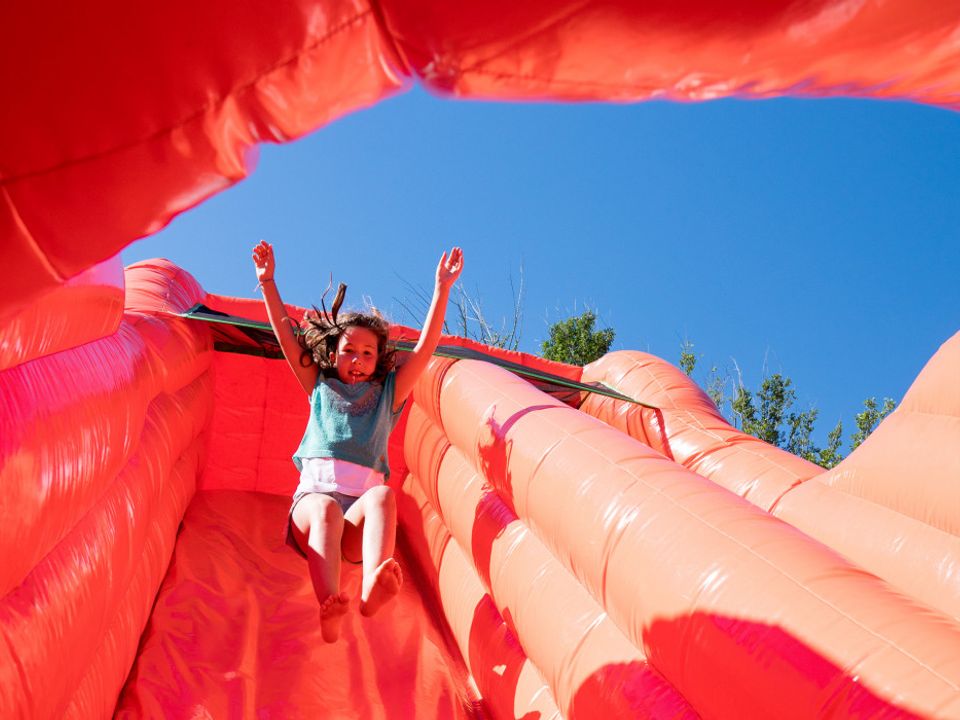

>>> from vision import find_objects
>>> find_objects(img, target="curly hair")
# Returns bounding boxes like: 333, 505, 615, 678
298, 281, 395, 383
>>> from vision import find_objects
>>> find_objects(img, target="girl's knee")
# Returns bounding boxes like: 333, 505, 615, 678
364, 485, 395, 510
308, 494, 345, 528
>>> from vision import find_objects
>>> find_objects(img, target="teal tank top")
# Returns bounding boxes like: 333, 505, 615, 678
293, 371, 405, 477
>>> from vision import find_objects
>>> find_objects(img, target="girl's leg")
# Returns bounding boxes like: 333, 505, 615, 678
291, 494, 350, 642
342, 485, 403, 617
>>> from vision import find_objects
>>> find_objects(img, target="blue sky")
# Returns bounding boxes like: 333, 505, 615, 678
123, 85, 960, 452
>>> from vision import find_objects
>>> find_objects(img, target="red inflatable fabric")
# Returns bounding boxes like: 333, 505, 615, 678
197, 292, 584, 497
0, 261, 210, 599
3, 2, 960, 709
1, 0, 406, 322
1, 321, 153, 596
0, 260, 213, 718
399, 479, 564, 720
65, 445, 203, 720
113, 490, 482, 719
379, 1, 960, 106
4, 259, 960, 718
0, 255, 124, 372
4, 0, 959, 325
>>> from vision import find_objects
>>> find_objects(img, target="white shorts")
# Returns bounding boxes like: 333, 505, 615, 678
286, 458, 386, 560
294, 457, 385, 498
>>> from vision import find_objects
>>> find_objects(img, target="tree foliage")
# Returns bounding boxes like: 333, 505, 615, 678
679, 340, 728, 411
850, 397, 897, 451
731, 373, 796, 447
684, 344, 895, 469
818, 420, 844, 469
541, 310, 615, 366
679, 339, 696, 377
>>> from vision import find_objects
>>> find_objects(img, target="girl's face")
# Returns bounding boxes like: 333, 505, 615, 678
330, 325, 379, 384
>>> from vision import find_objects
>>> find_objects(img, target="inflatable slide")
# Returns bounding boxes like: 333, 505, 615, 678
2, 0, 960, 717
3, 254, 959, 718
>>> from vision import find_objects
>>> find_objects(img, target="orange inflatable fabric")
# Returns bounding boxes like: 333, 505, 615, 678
3, 1, 960, 718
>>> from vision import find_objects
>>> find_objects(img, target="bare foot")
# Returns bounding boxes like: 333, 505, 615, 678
360, 559, 403, 617
319, 592, 350, 643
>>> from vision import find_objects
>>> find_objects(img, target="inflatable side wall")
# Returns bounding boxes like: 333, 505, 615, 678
0, 260, 212, 718
581, 350, 960, 622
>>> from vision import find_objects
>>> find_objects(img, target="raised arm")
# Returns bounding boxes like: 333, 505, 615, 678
252, 240, 319, 395
394, 247, 464, 411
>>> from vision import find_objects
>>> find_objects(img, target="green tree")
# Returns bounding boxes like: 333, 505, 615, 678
706, 365, 729, 413
755, 374, 795, 447
730, 383, 758, 437
732, 374, 797, 447
684, 346, 895, 469
786, 406, 819, 463
850, 397, 896, 451
817, 420, 844, 469
541, 310, 615, 366
679, 339, 696, 377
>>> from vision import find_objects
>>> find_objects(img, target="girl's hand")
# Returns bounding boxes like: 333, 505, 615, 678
252, 240, 275, 282
436, 247, 464, 290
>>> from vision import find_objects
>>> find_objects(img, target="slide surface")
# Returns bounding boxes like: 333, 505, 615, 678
113, 491, 485, 719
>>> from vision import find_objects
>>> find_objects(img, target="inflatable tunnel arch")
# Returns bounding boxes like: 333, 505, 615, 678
2, 2, 960, 718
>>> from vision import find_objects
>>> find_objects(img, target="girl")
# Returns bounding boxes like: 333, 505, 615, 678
252, 240, 464, 642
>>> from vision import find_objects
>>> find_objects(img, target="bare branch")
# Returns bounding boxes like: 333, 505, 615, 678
396, 263, 524, 348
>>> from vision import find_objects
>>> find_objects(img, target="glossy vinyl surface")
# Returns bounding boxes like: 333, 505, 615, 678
2, 261, 960, 718
113, 490, 482, 720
